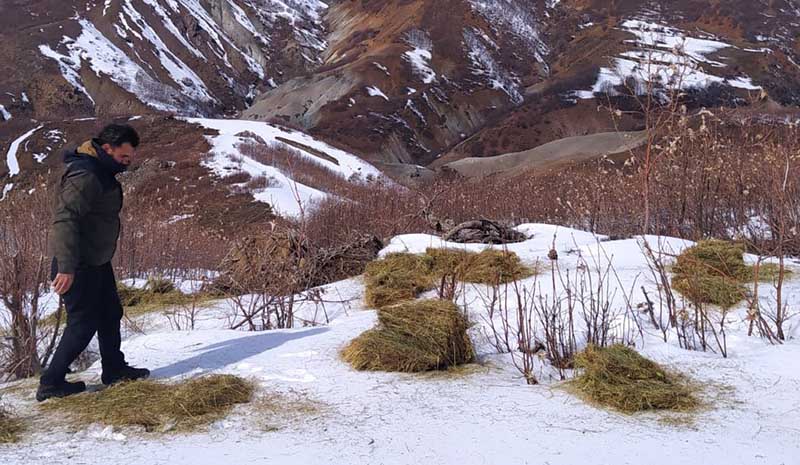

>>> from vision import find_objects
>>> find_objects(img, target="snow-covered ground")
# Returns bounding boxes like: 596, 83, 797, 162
185, 118, 381, 217
2, 224, 799, 465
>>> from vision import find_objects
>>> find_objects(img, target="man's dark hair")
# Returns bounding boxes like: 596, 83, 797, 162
96, 124, 140, 148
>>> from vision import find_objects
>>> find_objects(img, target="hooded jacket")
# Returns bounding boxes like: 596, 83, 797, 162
49, 140, 127, 274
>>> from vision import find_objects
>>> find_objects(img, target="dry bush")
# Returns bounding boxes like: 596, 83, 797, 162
115, 195, 227, 281
301, 114, 799, 271
477, 240, 640, 382
239, 142, 361, 197
244, 175, 277, 190
386, 115, 799, 245
570, 344, 699, 414
42, 375, 254, 433
341, 299, 474, 372
220, 171, 252, 185
305, 182, 428, 249
219, 230, 309, 330
0, 177, 60, 379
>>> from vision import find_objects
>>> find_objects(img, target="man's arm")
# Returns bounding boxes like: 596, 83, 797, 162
50, 169, 102, 290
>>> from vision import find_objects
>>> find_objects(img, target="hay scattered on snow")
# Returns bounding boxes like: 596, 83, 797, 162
42, 375, 254, 433
456, 249, 534, 284
252, 391, 327, 432
672, 240, 748, 308
364, 249, 534, 308
145, 276, 176, 294
570, 344, 699, 414
342, 299, 475, 372
672, 239, 793, 308
116, 281, 204, 318
0, 404, 24, 443
363, 253, 436, 308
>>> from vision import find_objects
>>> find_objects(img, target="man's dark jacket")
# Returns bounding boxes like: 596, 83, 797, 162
49, 140, 126, 274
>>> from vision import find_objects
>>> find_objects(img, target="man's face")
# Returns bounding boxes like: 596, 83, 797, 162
102, 142, 136, 166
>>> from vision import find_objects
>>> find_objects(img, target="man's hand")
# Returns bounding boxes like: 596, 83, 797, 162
52, 273, 75, 295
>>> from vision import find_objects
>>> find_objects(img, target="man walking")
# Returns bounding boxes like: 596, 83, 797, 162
37, 124, 150, 401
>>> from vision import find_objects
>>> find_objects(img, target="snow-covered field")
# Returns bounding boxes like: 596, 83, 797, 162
2, 224, 799, 465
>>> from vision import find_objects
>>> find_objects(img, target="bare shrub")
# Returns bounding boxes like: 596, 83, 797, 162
477, 238, 641, 382
115, 195, 226, 280
0, 178, 60, 379
239, 142, 359, 197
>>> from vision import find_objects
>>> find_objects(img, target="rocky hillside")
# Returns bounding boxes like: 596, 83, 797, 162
1, 0, 799, 211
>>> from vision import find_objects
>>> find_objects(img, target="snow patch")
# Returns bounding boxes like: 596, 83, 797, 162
577, 19, 762, 99
403, 30, 436, 84
5, 125, 43, 177
39, 19, 200, 113
121, 1, 216, 103
185, 118, 381, 217
463, 28, 522, 104
365, 86, 389, 101
468, 0, 549, 65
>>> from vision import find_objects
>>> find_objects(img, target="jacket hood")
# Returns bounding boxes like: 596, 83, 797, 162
64, 140, 128, 175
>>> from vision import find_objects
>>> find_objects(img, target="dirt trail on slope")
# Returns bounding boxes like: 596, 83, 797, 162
442, 131, 648, 178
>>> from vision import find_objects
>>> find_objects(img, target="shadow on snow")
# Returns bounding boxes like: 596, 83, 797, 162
150, 327, 328, 378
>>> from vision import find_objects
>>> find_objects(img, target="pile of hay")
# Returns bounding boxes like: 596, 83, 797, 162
116, 281, 196, 317
672, 240, 748, 308
0, 404, 23, 443
42, 375, 254, 432
363, 253, 436, 308
145, 276, 176, 294
461, 249, 533, 284
342, 299, 475, 372
570, 344, 699, 413
363, 249, 534, 308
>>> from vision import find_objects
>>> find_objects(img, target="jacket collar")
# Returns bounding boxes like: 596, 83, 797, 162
69, 139, 127, 176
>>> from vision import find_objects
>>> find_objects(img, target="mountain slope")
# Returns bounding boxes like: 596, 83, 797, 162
1, 0, 799, 218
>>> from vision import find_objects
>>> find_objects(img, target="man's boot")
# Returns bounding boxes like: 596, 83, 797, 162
102, 365, 150, 385
36, 380, 87, 402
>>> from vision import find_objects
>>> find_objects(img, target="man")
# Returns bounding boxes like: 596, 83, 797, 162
37, 124, 150, 402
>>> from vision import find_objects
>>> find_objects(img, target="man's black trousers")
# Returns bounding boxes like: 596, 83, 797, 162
40, 262, 126, 385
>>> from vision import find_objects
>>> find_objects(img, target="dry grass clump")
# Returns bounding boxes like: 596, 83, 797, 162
426, 248, 533, 283
750, 263, 792, 282
363, 253, 436, 308
342, 299, 475, 372
672, 240, 749, 308
459, 249, 534, 283
0, 404, 24, 443
116, 281, 205, 318
363, 249, 533, 308
570, 344, 699, 414
145, 276, 176, 294
41, 375, 254, 433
